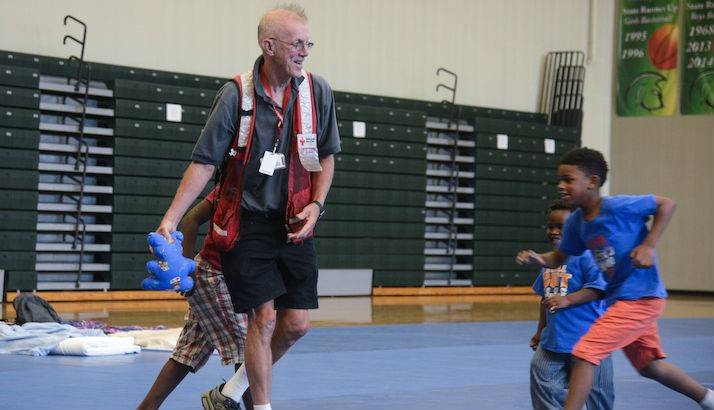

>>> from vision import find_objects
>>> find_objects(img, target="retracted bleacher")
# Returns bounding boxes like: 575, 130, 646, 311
0, 50, 224, 290
471, 118, 580, 285
328, 100, 428, 287
0, 63, 41, 290
110, 78, 217, 288
0, 49, 581, 291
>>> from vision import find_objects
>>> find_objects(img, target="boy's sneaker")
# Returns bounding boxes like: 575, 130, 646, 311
201, 383, 242, 410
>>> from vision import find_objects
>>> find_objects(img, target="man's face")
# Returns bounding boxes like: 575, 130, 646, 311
271, 19, 311, 78
557, 164, 593, 207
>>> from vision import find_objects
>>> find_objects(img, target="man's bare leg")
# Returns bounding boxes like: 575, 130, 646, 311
271, 308, 310, 363
244, 301, 278, 405
222, 305, 310, 405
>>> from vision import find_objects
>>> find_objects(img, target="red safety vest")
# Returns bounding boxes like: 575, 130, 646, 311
209, 69, 318, 251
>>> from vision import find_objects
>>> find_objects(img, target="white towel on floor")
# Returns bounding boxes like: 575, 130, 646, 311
0, 322, 105, 356
51, 336, 141, 356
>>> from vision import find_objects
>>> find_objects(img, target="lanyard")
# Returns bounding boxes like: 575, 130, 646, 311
260, 75, 293, 152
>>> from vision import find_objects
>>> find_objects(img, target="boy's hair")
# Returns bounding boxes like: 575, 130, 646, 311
559, 147, 609, 186
549, 198, 575, 213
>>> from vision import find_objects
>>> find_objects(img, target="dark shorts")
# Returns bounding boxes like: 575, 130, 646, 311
221, 214, 319, 313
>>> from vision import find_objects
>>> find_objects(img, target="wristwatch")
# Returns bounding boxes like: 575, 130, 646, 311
311, 200, 325, 219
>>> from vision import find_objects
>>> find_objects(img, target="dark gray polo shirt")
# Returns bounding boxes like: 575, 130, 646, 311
191, 56, 341, 218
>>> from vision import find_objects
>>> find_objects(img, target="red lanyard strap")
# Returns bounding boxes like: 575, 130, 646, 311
261, 75, 293, 138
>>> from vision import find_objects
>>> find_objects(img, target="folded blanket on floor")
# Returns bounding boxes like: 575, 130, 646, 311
51, 336, 141, 356
109, 328, 183, 351
64, 319, 167, 334
0, 322, 138, 356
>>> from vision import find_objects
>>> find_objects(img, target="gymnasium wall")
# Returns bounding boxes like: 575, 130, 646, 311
609, 2, 714, 293
19, 0, 709, 291
0, 0, 614, 166
610, 116, 714, 292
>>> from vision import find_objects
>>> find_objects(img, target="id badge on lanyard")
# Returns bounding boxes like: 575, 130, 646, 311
259, 141, 286, 176
259, 80, 290, 176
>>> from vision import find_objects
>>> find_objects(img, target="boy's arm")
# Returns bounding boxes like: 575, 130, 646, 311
630, 196, 676, 268
530, 300, 547, 351
543, 288, 602, 312
516, 249, 568, 269
177, 199, 213, 258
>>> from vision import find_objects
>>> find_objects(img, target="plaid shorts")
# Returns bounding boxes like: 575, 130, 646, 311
171, 255, 248, 372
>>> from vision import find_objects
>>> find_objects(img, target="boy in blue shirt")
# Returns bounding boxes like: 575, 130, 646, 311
518, 147, 714, 410
530, 200, 613, 410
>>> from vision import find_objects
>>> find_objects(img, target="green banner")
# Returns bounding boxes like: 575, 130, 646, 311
681, 0, 714, 115
617, 0, 680, 116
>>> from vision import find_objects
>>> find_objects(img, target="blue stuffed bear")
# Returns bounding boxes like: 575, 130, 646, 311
143, 231, 196, 293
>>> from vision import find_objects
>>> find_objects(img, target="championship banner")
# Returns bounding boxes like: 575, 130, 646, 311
617, 0, 680, 116
681, 0, 714, 115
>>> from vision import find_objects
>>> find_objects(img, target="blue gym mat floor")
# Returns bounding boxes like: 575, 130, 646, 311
1, 318, 712, 409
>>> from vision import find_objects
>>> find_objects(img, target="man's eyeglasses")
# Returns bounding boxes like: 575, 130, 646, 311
269, 37, 315, 51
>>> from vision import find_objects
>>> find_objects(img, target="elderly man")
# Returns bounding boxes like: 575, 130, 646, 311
156, 4, 340, 410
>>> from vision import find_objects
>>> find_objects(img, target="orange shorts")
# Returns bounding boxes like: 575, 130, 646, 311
572, 298, 667, 372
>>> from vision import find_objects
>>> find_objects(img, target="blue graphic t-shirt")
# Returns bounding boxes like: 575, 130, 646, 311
532, 251, 607, 353
558, 195, 668, 305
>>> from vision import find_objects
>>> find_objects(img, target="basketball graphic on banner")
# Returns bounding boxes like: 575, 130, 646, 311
648, 23, 678, 70
617, 0, 679, 117
681, 1, 714, 115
